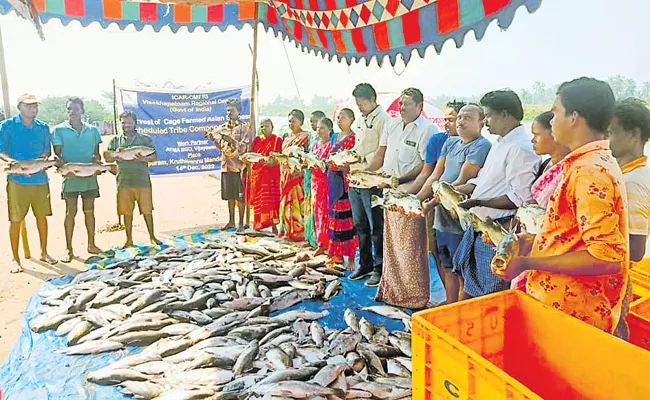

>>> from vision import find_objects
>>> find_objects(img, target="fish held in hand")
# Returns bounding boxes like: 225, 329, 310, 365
4, 158, 57, 175
350, 170, 399, 189
57, 163, 112, 177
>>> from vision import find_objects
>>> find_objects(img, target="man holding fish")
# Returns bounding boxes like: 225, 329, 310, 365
370, 88, 439, 309
454, 90, 540, 299
104, 111, 161, 248
418, 104, 492, 304
0, 94, 58, 272
496, 78, 629, 334
52, 97, 104, 263
348, 83, 391, 285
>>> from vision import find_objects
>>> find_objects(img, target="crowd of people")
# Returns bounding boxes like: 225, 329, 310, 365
217, 78, 650, 337
1, 76, 649, 338
0, 95, 160, 272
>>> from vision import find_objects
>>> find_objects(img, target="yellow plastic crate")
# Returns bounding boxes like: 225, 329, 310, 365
412, 290, 650, 399
629, 296, 650, 351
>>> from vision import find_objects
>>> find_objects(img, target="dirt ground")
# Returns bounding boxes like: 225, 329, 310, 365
0, 167, 231, 362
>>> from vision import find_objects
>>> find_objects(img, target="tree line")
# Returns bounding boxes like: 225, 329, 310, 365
5, 75, 648, 126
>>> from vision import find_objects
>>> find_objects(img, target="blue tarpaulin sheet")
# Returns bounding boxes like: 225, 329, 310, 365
0, 230, 445, 399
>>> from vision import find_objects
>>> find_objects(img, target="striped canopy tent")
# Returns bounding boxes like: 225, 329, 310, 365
2, 0, 543, 66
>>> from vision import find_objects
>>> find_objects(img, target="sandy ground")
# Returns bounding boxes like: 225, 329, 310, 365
0, 167, 231, 363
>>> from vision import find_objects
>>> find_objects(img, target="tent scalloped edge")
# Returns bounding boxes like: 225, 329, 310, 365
1, 0, 542, 67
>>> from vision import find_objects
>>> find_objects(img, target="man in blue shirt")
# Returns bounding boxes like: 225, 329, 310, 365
0, 94, 57, 273
52, 97, 103, 263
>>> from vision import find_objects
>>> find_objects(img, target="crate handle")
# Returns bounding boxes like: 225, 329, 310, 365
445, 380, 460, 398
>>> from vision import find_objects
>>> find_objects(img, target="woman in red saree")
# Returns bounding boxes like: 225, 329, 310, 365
250, 118, 283, 234
328, 109, 358, 270
279, 110, 310, 241
311, 118, 334, 254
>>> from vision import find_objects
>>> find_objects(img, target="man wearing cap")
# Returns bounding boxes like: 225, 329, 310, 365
0, 94, 57, 272
53, 97, 103, 263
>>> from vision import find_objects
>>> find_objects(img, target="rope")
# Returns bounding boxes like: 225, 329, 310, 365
281, 40, 305, 108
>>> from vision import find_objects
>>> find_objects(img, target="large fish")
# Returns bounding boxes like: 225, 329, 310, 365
300, 152, 326, 171
106, 146, 155, 162
240, 152, 269, 164
270, 152, 302, 174
57, 163, 113, 177
4, 159, 56, 175
371, 190, 424, 217
282, 145, 307, 159
516, 203, 546, 234
349, 170, 399, 189
327, 149, 363, 167
433, 181, 474, 230
491, 231, 520, 274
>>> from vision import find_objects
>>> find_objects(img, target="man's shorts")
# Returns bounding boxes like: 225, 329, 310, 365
221, 171, 244, 201
6, 180, 52, 222
436, 229, 464, 270
117, 187, 154, 216
62, 189, 100, 201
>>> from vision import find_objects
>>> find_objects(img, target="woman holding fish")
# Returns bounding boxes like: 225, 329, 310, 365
327, 109, 358, 269
249, 119, 283, 234
279, 110, 310, 241
310, 118, 334, 254
529, 111, 570, 209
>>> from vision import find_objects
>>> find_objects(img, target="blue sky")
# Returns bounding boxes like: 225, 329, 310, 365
1, 0, 649, 105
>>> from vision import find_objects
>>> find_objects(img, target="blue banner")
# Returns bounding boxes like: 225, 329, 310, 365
117, 86, 251, 175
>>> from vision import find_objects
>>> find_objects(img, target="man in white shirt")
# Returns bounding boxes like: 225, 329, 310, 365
371, 88, 438, 308
455, 90, 540, 298
348, 84, 392, 284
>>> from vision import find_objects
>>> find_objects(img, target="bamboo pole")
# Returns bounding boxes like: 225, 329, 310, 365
0, 24, 11, 119
0, 24, 31, 257
246, 8, 260, 228
113, 79, 122, 226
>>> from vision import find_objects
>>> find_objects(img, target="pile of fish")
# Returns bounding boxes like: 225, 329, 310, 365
29, 234, 414, 399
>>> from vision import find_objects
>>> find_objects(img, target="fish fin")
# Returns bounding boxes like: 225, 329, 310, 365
370, 195, 383, 208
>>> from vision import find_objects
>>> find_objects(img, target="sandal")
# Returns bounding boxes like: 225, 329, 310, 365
61, 251, 74, 264
40, 254, 58, 265
10, 261, 23, 274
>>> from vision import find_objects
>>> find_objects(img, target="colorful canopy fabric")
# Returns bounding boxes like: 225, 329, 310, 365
1, 0, 543, 66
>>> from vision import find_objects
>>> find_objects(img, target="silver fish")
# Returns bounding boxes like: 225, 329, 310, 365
5, 158, 56, 175
107, 146, 155, 162
57, 163, 112, 178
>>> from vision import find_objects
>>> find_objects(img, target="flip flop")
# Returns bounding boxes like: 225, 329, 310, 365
60, 252, 73, 264
10, 261, 23, 274
40, 255, 58, 265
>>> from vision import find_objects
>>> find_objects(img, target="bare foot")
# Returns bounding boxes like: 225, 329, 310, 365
61, 250, 73, 264
10, 260, 23, 274
150, 237, 162, 245
221, 223, 236, 231
313, 247, 327, 256
122, 241, 134, 249
40, 254, 58, 265
271, 226, 278, 235
346, 258, 355, 271
87, 245, 103, 255
237, 224, 245, 233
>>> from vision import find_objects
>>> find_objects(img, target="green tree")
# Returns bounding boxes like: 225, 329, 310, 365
606, 75, 637, 100
36, 96, 110, 126
636, 81, 650, 101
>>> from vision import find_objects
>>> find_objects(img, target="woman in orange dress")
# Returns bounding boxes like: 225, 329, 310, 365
279, 110, 310, 241
327, 108, 358, 270
249, 118, 283, 234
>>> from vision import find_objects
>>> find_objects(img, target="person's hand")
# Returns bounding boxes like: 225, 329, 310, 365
54, 158, 65, 168
116, 147, 125, 152
134, 153, 148, 161
266, 158, 276, 166
377, 182, 390, 189
491, 256, 527, 280
63, 171, 76, 178
458, 198, 481, 210
422, 197, 438, 213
